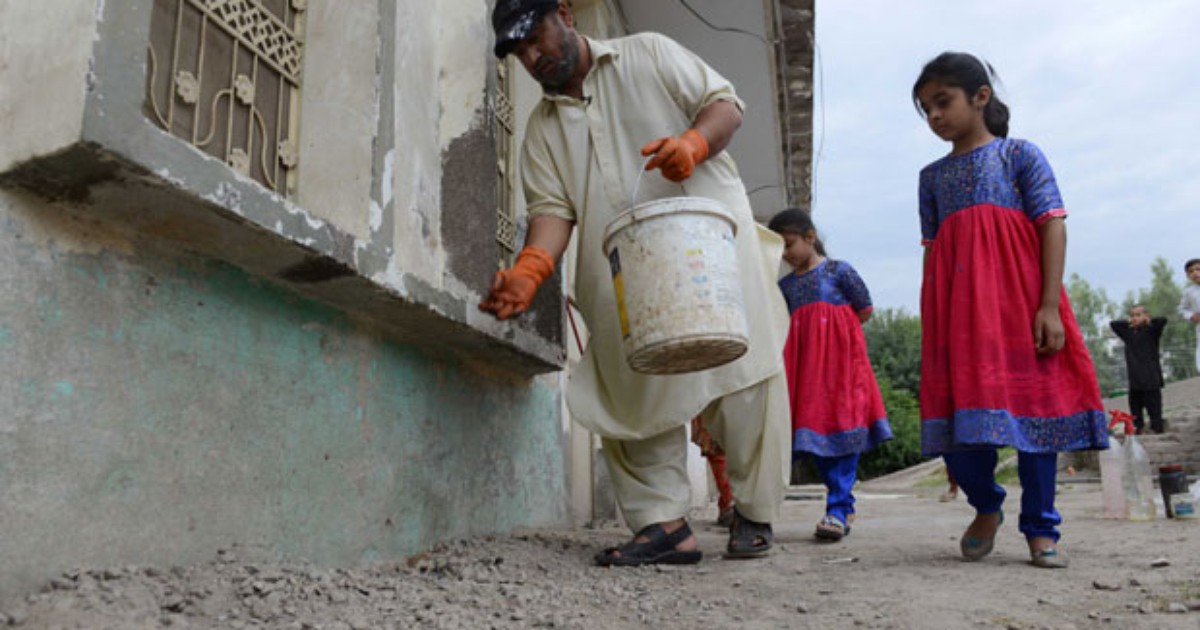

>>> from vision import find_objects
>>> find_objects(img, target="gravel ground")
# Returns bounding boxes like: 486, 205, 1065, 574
7, 479, 1200, 630
9, 378, 1199, 629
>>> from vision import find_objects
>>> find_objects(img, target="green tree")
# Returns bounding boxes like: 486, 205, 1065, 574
862, 308, 922, 394
1066, 273, 1121, 396
1120, 257, 1198, 381
859, 308, 925, 479
859, 377, 923, 479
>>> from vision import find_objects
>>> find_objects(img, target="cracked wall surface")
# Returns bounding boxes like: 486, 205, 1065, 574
0, 0, 572, 601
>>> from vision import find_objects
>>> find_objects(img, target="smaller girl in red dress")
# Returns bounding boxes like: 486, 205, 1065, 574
768, 209, 892, 542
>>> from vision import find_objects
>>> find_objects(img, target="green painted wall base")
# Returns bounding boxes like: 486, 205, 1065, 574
0, 191, 567, 600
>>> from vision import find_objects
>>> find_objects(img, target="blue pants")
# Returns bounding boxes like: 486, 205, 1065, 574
813, 453, 859, 525
943, 450, 1061, 542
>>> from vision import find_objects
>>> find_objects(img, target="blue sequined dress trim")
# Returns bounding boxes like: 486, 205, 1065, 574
921, 408, 1109, 456
794, 417, 894, 458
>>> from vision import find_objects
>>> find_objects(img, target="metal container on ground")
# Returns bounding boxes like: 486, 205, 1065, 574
1159, 464, 1189, 518
602, 196, 748, 375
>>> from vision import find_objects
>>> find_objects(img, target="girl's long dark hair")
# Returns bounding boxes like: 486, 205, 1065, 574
767, 208, 826, 256
912, 52, 1010, 138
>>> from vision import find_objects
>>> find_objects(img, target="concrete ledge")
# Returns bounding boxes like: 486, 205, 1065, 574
0, 0, 566, 375
0, 142, 564, 374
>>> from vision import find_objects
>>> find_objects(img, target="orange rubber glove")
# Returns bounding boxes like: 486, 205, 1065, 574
640, 128, 710, 182
479, 246, 556, 320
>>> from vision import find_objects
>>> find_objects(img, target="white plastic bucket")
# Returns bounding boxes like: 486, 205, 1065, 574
601, 196, 749, 375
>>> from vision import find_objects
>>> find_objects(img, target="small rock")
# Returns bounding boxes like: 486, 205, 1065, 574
1186, 600, 1200, 611
796, 602, 810, 613
1087, 612, 1100, 619
1037, 596, 1060, 606
1128, 578, 1143, 587
1092, 580, 1122, 591
162, 594, 187, 612
250, 599, 280, 621
7, 607, 29, 626
49, 577, 77, 591
1138, 601, 1156, 614
1150, 558, 1170, 568
1166, 602, 1188, 614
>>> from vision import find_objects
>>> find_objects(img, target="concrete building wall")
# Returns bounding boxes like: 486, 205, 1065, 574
0, 0, 95, 171
294, 0, 380, 241
0, 0, 573, 601
0, 186, 567, 600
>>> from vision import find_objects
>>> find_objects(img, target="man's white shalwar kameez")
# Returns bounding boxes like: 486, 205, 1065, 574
521, 33, 791, 530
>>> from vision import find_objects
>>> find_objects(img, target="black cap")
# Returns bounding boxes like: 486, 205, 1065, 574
492, 0, 558, 58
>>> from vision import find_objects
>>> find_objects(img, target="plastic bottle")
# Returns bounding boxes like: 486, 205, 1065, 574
1098, 439, 1126, 519
1123, 434, 1157, 521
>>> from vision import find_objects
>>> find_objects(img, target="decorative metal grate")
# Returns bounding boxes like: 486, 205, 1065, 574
146, 0, 306, 197
494, 59, 518, 267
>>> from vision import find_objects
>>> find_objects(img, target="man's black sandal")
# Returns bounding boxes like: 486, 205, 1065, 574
726, 509, 773, 559
595, 522, 703, 567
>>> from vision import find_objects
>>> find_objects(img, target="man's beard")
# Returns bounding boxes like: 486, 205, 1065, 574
537, 31, 580, 94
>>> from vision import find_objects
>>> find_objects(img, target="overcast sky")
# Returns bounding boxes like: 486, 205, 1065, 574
811, 0, 1200, 313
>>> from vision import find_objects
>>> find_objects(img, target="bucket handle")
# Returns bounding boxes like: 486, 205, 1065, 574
629, 155, 687, 210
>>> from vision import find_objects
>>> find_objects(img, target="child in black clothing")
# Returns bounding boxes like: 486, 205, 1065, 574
1109, 305, 1168, 433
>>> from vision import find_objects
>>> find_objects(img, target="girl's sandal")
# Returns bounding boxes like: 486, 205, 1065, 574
1030, 547, 1069, 569
814, 514, 850, 541
960, 510, 1003, 561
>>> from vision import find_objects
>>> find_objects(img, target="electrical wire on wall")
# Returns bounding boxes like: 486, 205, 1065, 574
612, 0, 775, 46
674, 0, 774, 46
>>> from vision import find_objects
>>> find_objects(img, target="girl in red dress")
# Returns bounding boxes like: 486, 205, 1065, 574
769, 209, 891, 541
913, 52, 1108, 568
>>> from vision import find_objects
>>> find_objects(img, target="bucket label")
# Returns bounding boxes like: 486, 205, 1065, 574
1170, 493, 1196, 518
609, 248, 631, 338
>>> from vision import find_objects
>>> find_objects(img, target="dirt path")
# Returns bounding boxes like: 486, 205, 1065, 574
8, 477, 1200, 629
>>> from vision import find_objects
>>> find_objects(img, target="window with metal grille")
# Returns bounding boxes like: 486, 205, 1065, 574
494, 58, 518, 268
146, 0, 305, 197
